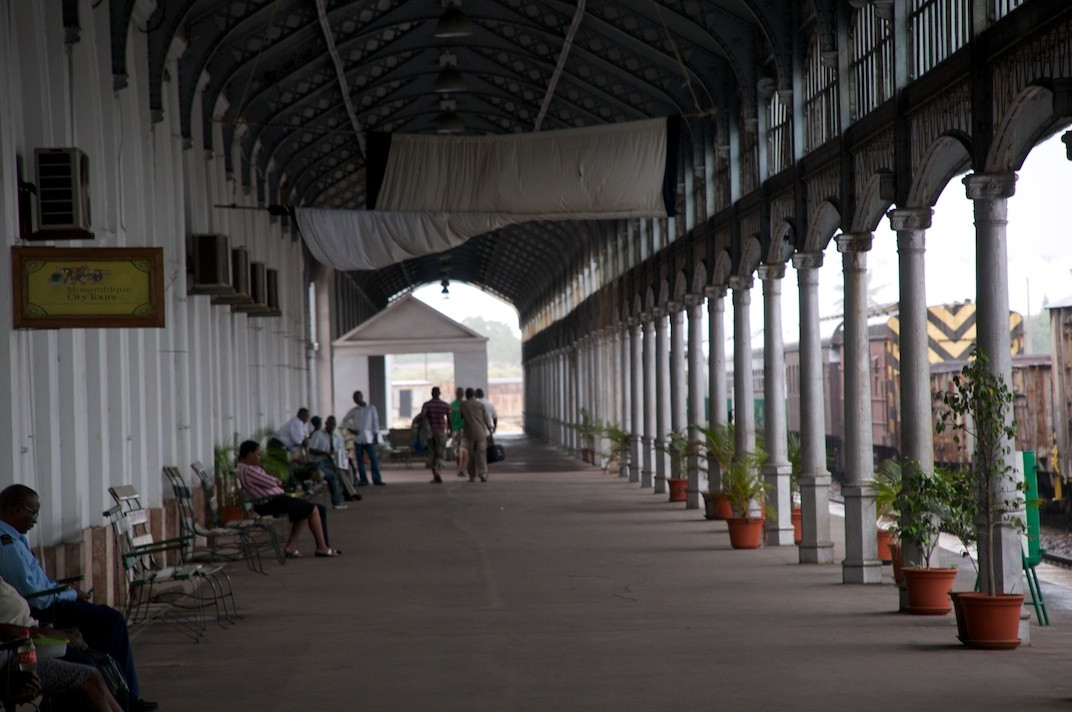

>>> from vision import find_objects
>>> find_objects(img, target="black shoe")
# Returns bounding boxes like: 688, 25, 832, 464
431, 474, 443, 483
132, 699, 160, 712
373, 482, 386, 486
357, 482, 370, 487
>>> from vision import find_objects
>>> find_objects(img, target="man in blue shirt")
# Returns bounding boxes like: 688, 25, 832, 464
0, 484, 157, 711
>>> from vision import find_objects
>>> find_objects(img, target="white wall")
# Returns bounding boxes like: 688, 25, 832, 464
0, 1, 309, 546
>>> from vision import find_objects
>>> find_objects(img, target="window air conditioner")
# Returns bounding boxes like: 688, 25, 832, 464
211, 248, 254, 305
235, 261, 269, 314
34, 147, 92, 233
249, 268, 283, 318
187, 234, 232, 295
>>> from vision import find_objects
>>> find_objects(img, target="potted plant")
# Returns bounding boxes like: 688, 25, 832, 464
213, 435, 245, 523
787, 433, 803, 544
697, 423, 735, 520
657, 429, 697, 503
934, 349, 1027, 648
603, 424, 631, 476
572, 408, 604, 465
895, 460, 959, 614
874, 458, 902, 566
721, 447, 770, 549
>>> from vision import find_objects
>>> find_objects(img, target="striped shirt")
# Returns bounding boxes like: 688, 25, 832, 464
237, 462, 284, 499
421, 397, 452, 432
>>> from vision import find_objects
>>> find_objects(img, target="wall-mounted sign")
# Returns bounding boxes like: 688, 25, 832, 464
12, 246, 165, 328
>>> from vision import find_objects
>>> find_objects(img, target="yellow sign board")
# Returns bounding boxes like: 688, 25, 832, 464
12, 247, 165, 328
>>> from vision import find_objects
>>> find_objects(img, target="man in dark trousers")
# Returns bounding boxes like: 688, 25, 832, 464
419, 387, 453, 483
0, 485, 157, 711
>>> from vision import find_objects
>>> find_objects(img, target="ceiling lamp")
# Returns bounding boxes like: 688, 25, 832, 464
435, 98, 464, 133
435, 1, 473, 38
435, 52, 466, 93
440, 279, 450, 295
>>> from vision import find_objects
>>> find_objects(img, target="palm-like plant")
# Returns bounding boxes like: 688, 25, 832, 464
656, 428, 699, 479
603, 424, 631, 474
721, 447, 771, 518
874, 458, 902, 525
696, 423, 735, 493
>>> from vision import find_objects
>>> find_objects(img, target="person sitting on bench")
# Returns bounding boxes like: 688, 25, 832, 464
236, 441, 342, 559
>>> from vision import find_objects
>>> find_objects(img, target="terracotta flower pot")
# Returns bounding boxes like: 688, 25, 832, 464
711, 493, 733, 520
725, 517, 764, 549
957, 592, 1025, 649
791, 507, 802, 545
876, 528, 894, 563
889, 542, 904, 585
902, 567, 957, 615
667, 477, 688, 502
218, 504, 244, 524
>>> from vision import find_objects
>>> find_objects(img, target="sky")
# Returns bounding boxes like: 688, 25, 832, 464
415, 130, 1071, 350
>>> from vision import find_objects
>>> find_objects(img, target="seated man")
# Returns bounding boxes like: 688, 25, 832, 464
307, 416, 350, 509
236, 440, 341, 558
0, 576, 123, 711
0, 484, 157, 711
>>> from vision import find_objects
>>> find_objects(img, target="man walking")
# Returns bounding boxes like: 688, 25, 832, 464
459, 388, 492, 482
419, 387, 452, 483
342, 390, 384, 486
450, 387, 469, 478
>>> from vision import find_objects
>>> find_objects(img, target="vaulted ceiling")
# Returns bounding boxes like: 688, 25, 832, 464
116, 0, 826, 316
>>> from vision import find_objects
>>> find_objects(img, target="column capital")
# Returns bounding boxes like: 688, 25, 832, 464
963, 172, 1016, 201
887, 207, 933, 232
665, 300, 683, 314
728, 275, 753, 292
704, 285, 726, 300
792, 251, 823, 271
758, 263, 786, 282
836, 232, 873, 254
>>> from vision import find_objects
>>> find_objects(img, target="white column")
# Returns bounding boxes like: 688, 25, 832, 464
889, 208, 934, 575
313, 263, 334, 416
641, 316, 657, 488
654, 309, 671, 493
619, 325, 632, 478
730, 277, 756, 461
837, 233, 882, 584
629, 320, 644, 484
705, 287, 728, 491
793, 252, 834, 563
669, 303, 687, 479
686, 296, 705, 509
964, 172, 1024, 597
760, 264, 794, 545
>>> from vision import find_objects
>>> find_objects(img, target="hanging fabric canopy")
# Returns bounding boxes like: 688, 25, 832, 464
297, 116, 680, 271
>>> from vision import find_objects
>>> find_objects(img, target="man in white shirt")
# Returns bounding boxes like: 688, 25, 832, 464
307, 416, 349, 509
475, 388, 498, 435
276, 408, 310, 458
341, 391, 384, 486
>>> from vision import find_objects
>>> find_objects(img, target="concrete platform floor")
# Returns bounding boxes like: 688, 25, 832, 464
135, 435, 1072, 711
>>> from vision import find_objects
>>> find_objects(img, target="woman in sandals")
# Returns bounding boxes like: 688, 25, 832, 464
236, 440, 342, 558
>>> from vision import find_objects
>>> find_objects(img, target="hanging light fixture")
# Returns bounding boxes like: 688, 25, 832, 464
440, 278, 450, 296
435, 0, 473, 38
435, 98, 464, 133
435, 52, 466, 93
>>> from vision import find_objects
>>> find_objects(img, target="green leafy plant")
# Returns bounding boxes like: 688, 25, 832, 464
721, 447, 771, 518
874, 458, 902, 525
213, 434, 243, 507
894, 461, 954, 568
934, 348, 1026, 594
786, 433, 802, 500
603, 424, 632, 474
696, 422, 735, 493
572, 408, 605, 449
656, 428, 700, 480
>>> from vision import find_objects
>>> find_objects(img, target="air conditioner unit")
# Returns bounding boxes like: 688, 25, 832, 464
250, 268, 282, 318
235, 261, 269, 314
34, 147, 91, 233
211, 248, 254, 305
187, 234, 232, 295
